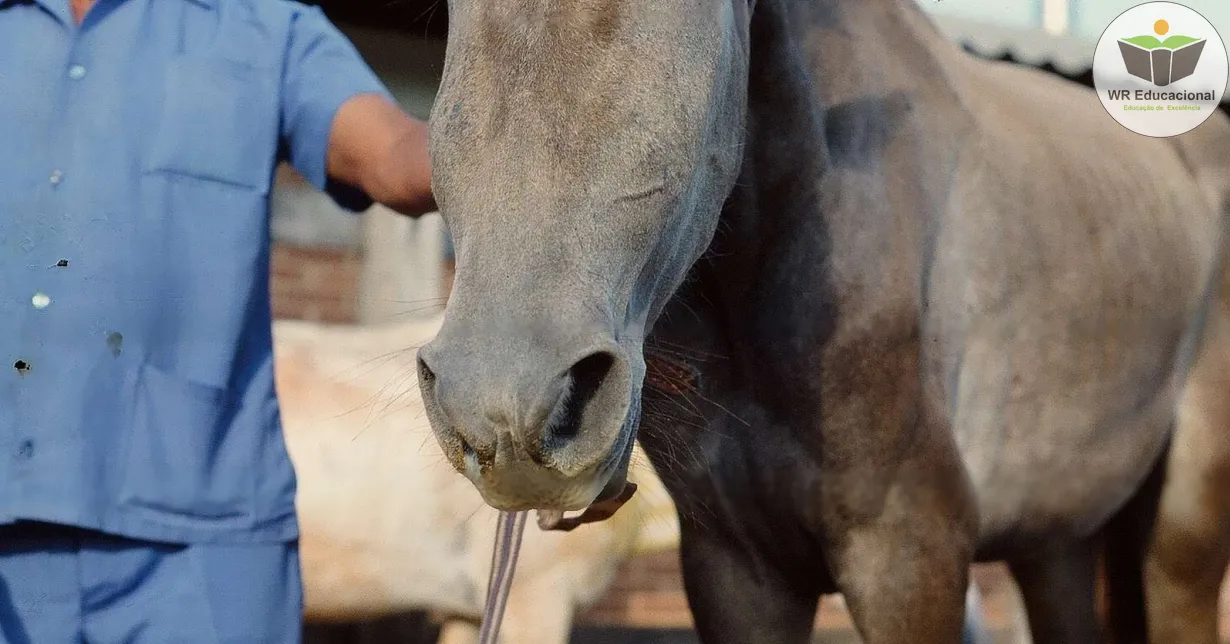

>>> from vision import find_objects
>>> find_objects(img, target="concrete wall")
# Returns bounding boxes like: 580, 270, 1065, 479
1069, 0, 1230, 41
917, 0, 1230, 42
916, 0, 1041, 31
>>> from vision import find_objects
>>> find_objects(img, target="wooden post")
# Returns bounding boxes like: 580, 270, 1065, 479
356, 204, 446, 325
1042, 0, 1069, 36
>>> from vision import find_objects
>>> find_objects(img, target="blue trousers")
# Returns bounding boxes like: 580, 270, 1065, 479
0, 522, 301, 643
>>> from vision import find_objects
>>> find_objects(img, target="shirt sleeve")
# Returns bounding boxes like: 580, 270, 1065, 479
280, 5, 395, 212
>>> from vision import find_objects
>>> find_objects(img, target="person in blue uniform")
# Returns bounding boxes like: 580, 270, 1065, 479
0, 0, 437, 641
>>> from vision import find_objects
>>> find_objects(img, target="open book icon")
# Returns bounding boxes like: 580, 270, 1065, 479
1118, 35, 1208, 86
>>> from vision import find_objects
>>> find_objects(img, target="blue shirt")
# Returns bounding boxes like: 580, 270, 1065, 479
0, 0, 391, 543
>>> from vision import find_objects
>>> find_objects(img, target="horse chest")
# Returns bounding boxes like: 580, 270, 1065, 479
640, 382, 845, 570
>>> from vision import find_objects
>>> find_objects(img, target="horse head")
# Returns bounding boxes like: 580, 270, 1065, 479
416, 0, 753, 512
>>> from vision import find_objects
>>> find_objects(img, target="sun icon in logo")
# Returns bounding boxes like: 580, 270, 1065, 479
1154, 19, 1169, 35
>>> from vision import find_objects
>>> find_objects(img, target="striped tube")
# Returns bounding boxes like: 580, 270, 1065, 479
478, 510, 530, 644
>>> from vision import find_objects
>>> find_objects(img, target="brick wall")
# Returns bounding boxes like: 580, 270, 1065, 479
583, 552, 1230, 640
578, 554, 1028, 639
270, 243, 362, 324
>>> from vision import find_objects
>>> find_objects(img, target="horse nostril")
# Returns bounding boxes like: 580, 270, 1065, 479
544, 350, 616, 448
416, 354, 437, 388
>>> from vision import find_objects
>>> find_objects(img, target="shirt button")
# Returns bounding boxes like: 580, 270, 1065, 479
16, 440, 33, 460
31, 293, 51, 310
49, 169, 63, 186
67, 64, 86, 80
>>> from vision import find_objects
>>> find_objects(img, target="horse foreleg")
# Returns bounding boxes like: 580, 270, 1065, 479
678, 524, 820, 644
1007, 540, 1102, 644
1098, 437, 1168, 644
1145, 477, 1230, 644
1139, 285, 1230, 644
1144, 348, 1230, 644
831, 518, 972, 643
829, 439, 978, 643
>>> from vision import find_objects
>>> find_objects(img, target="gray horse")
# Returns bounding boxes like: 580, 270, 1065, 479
414, 0, 1229, 641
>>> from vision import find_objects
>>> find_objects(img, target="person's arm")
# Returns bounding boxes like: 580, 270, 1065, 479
326, 93, 437, 218
280, 6, 436, 217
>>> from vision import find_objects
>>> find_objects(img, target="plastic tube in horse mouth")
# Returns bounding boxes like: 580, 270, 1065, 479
478, 510, 528, 644
476, 484, 640, 643
478, 350, 694, 639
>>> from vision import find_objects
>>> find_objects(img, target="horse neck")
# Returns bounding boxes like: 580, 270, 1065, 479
771, 0, 953, 74
676, 0, 960, 353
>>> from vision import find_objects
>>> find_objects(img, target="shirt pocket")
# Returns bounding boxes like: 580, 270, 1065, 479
144, 56, 279, 193
118, 362, 256, 524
